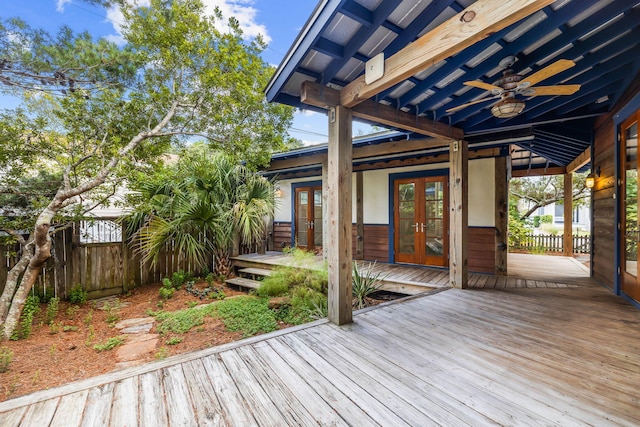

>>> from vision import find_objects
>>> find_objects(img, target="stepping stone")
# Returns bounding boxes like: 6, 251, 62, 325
115, 317, 155, 334
115, 333, 159, 363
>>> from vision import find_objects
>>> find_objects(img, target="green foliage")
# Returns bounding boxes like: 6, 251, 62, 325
352, 262, 385, 310
287, 287, 327, 324
256, 276, 290, 297
45, 297, 59, 325
68, 286, 88, 305
508, 196, 533, 248
0, 347, 13, 373
11, 295, 40, 340
205, 272, 214, 287
532, 214, 553, 228
127, 149, 278, 277
63, 325, 78, 332
93, 336, 126, 352
154, 305, 216, 334
155, 347, 169, 360
171, 270, 187, 289
215, 297, 278, 337
66, 305, 79, 320
166, 337, 183, 345
159, 278, 176, 300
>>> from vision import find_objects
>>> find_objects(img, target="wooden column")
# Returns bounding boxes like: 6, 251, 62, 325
494, 157, 508, 275
563, 173, 573, 256
449, 140, 468, 288
327, 105, 353, 325
321, 158, 328, 262
355, 171, 364, 260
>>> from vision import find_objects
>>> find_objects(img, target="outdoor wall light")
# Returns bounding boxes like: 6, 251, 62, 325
585, 166, 600, 189
274, 186, 283, 198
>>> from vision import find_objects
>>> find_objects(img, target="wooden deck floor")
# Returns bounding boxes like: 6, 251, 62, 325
1, 281, 639, 426
232, 252, 592, 294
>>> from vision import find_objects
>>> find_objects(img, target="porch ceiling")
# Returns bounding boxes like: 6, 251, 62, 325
266, 0, 640, 172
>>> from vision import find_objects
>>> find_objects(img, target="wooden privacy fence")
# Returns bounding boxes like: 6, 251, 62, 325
0, 220, 227, 300
512, 234, 591, 254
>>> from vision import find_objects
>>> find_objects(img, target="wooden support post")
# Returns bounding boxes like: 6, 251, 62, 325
495, 157, 508, 275
327, 106, 353, 325
449, 140, 468, 288
322, 157, 328, 262
355, 171, 364, 260
563, 173, 573, 256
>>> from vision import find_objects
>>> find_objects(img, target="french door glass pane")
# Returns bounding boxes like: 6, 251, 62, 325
625, 122, 638, 277
425, 182, 444, 257
313, 189, 322, 246
297, 191, 308, 246
398, 183, 416, 254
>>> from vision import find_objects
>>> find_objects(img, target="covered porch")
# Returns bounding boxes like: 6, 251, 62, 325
231, 251, 591, 294
0, 275, 638, 425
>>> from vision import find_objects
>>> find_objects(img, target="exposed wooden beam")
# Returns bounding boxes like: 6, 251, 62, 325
268, 148, 500, 175
268, 137, 452, 171
449, 140, 469, 288
566, 147, 591, 174
301, 81, 463, 140
326, 105, 353, 325
511, 166, 566, 178
340, 0, 555, 108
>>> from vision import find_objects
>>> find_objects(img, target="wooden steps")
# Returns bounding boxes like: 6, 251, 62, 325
226, 267, 273, 290
237, 267, 273, 278
225, 277, 261, 290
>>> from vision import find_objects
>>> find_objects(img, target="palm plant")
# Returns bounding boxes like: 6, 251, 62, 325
125, 148, 275, 277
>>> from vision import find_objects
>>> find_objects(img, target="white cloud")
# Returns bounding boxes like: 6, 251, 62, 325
56, 0, 72, 12
300, 109, 317, 117
104, 0, 270, 46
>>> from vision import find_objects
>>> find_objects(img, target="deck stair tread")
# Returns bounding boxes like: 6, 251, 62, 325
238, 267, 273, 277
225, 277, 261, 290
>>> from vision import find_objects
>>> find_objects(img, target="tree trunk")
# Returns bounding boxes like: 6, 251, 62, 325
0, 239, 34, 324
213, 247, 232, 278
2, 216, 54, 340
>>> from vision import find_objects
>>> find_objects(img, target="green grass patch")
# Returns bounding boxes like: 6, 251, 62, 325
154, 305, 216, 334
215, 297, 278, 337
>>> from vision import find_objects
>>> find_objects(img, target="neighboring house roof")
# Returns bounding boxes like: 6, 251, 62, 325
267, 0, 640, 173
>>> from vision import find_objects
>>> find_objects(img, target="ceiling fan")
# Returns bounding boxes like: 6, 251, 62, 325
445, 56, 581, 118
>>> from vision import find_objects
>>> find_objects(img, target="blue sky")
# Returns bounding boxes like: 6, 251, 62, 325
2, 0, 375, 145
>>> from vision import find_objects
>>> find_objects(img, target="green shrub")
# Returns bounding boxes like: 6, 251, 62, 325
286, 286, 327, 323
205, 272, 214, 287
93, 336, 126, 352
171, 270, 187, 289
159, 278, 176, 300
0, 347, 13, 373
45, 297, 59, 325
256, 276, 290, 297
68, 286, 88, 305
352, 261, 385, 310
11, 295, 40, 340
215, 297, 278, 337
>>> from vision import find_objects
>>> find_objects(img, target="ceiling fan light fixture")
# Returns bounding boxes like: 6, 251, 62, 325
491, 98, 525, 118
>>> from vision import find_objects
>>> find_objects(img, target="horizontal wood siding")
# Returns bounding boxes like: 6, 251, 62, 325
351, 224, 389, 262
272, 222, 292, 250
468, 227, 496, 274
591, 72, 640, 290
593, 116, 615, 290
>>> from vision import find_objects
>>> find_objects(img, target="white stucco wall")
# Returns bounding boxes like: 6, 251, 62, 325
274, 157, 496, 227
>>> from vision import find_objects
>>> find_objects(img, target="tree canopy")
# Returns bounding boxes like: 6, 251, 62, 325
0, 0, 296, 339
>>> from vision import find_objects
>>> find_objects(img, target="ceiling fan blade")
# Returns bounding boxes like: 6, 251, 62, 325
445, 96, 499, 113
463, 80, 502, 92
520, 59, 576, 87
527, 84, 581, 96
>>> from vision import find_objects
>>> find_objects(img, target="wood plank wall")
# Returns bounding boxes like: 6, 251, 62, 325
591, 71, 640, 290
272, 222, 495, 272
468, 227, 496, 274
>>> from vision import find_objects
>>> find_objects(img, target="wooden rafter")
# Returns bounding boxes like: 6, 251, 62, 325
566, 147, 591, 174
301, 81, 463, 141
340, 0, 555, 108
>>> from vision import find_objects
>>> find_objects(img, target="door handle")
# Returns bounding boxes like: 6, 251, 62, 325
309, 221, 314, 229
421, 223, 426, 233
414, 222, 419, 232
